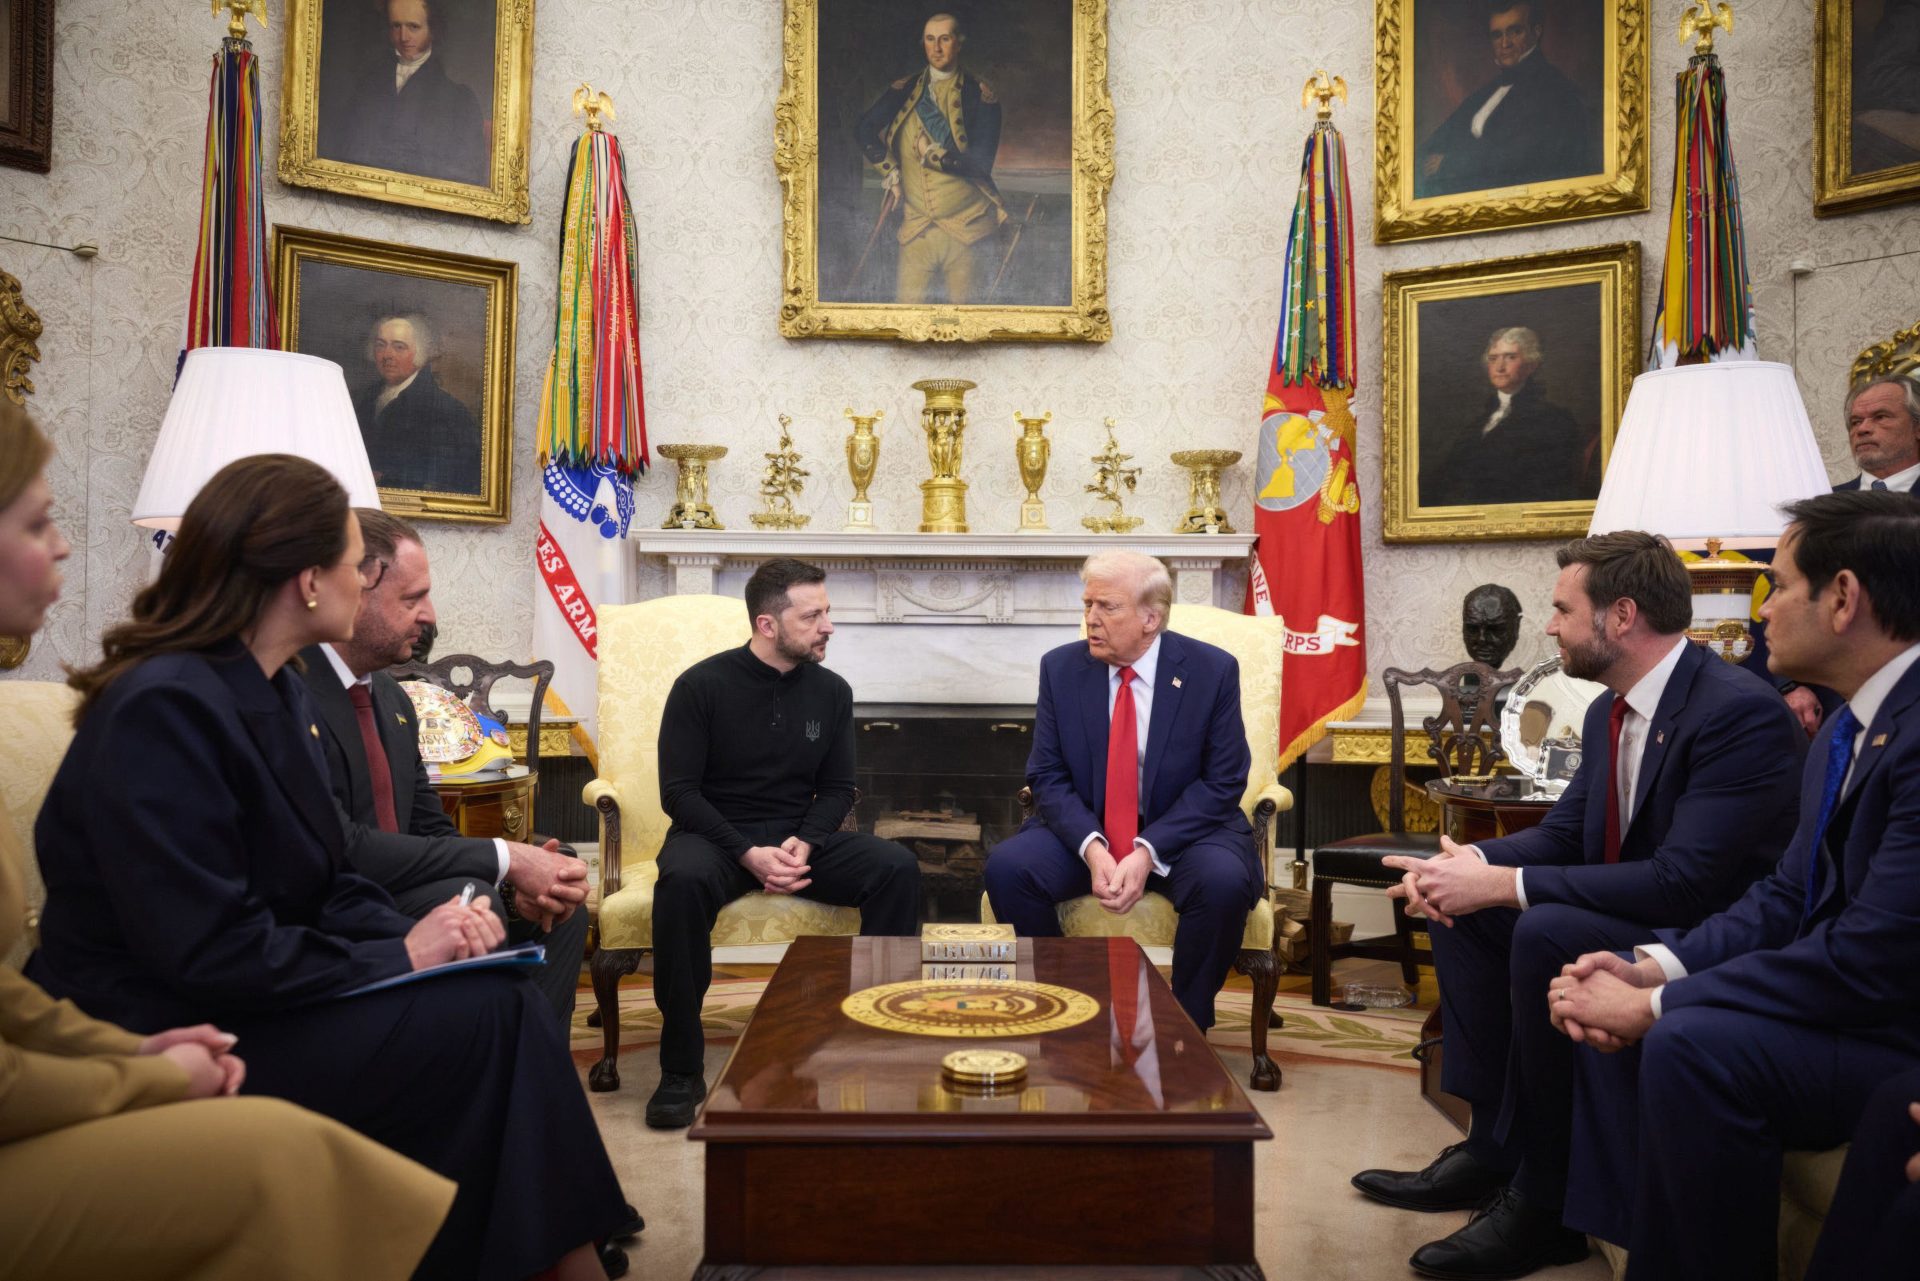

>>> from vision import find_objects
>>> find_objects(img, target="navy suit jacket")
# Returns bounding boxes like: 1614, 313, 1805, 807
1479, 642, 1805, 926
1024, 630, 1253, 868
28, 644, 415, 1031
1658, 654, 1920, 1055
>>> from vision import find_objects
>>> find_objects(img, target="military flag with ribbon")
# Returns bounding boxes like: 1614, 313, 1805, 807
1647, 4, 1756, 368
533, 88, 649, 758
181, 1, 277, 370
1246, 73, 1366, 771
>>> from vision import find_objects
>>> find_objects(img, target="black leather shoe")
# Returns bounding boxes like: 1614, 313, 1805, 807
611, 1203, 644, 1240
645, 1070, 708, 1129
1408, 1186, 1589, 1279
1352, 1141, 1508, 1212
598, 1241, 629, 1278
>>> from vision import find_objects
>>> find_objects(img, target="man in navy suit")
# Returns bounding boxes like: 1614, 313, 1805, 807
1550, 490, 1920, 1280
984, 550, 1259, 1032
1355, 531, 1804, 1279
1831, 375, 1920, 495
1806, 1065, 1920, 1279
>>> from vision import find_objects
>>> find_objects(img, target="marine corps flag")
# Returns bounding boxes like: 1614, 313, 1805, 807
532, 89, 649, 758
1647, 4, 1756, 368
1246, 74, 1366, 771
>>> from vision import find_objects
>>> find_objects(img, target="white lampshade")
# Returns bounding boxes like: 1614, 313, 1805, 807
1587, 362, 1832, 550
133, 347, 382, 530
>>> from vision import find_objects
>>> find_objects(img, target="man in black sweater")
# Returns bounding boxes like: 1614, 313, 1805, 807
648, 558, 920, 1128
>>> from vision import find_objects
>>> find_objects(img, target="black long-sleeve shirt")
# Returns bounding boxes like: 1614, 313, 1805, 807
657, 643, 856, 857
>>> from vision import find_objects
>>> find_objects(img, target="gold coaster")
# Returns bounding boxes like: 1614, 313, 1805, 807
942, 1048, 1028, 1088
841, 979, 1099, 1038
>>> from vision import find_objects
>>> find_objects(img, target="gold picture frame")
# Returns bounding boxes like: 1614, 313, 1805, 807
277, 0, 533, 224
1815, 0, 1920, 217
1382, 242, 1640, 543
774, 0, 1113, 342
1374, 0, 1650, 244
273, 226, 517, 524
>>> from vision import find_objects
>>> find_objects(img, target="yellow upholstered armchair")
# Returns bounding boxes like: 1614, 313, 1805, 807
981, 603, 1294, 1092
582, 595, 862, 1092
0, 680, 79, 966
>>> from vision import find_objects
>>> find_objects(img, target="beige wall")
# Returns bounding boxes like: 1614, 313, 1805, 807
3, 0, 1917, 692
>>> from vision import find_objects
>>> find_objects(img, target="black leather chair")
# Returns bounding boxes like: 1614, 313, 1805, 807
1308, 661, 1521, 1005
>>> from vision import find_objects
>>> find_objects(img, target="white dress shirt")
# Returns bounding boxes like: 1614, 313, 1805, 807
1078, 634, 1169, 876
1480, 390, 1515, 435
1639, 640, 1920, 1016
373, 369, 419, 416
1855, 460, 1920, 493
1469, 47, 1536, 138
394, 50, 431, 93
321, 643, 510, 881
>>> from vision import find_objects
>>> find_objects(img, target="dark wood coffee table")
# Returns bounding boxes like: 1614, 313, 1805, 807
687, 936, 1272, 1280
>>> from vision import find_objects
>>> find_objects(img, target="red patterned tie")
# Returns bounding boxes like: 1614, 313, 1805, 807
349, 683, 401, 834
1603, 696, 1628, 864
1104, 666, 1139, 858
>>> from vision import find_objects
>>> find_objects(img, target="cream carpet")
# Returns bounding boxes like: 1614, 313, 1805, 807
582, 1042, 1612, 1280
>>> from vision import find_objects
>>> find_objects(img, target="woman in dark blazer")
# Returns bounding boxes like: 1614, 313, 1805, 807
27, 453, 627, 1280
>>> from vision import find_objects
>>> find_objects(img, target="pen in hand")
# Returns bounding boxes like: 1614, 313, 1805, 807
458, 882, 477, 910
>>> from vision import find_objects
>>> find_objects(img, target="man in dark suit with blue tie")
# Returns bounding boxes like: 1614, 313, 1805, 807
1831, 375, 1920, 495
1550, 490, 1920, 1281
1357, 531, 1805, 1279
984, 550, 1260, 1033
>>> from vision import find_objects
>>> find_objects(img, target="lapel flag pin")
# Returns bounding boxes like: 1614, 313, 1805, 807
1172, 677, 1183, 688
1873, 733, 1888, 747
1655, 730, 1665, 744
396, 713, 408, 724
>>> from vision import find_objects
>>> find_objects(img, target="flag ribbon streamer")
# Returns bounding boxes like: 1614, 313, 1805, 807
1276, 119, 1356, 392
538, 130, 648, 475
184, 35, 276, 354
1649, 51, 1754, 366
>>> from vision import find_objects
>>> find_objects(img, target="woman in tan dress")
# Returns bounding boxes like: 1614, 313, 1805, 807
0, 400, 456, 1279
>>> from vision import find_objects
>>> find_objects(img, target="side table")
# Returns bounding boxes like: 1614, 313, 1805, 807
430, 769, 539, 843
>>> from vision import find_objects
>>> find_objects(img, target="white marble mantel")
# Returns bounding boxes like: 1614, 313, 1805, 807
631, 529, 1256, 705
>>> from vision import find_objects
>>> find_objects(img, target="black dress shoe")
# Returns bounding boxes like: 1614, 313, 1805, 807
598, 1241, 629, 1278
611, 1203, 644, 1240
1408, 1186, 1589, 1280
1352, 1141, 1508, 1212
645, 1070, 708, 1129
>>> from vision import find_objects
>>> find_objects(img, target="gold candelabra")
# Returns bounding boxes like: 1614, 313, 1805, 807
751, 414, 811, 529
843, 408, 882, 532
913, 379, 976, 533
1083, 417, 1143, 533
1014, 411, 1052, 533
1171, 449, 1241, 533
657, 444, 727, 530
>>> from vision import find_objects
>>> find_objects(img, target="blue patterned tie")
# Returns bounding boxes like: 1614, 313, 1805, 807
1871, 479, 1890, 491
1800, 705, 1862, 929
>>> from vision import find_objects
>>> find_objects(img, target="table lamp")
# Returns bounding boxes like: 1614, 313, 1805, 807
1587, 362, 1832, 662
133, 347, 381, 531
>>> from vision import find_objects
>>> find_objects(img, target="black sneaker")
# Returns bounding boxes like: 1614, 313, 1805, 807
645, 1070, 708, 1129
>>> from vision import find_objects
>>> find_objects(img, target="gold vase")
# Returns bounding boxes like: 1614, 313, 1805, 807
913, 378, 976, 533
843, 408, 882, 531
657, 443, 727, 530
1013, 411, 1051, 533
1171, 449, 1241, 534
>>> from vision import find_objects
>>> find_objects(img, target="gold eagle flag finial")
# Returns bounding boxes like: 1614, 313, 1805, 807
1301, 70, 1348, 121
572, 84, 616, 132
212, 0, 267, 41
1678, 2, 1734, 56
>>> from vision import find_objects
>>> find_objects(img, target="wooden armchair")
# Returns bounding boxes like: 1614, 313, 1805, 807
582, 595, 863, 1092
979, 603, 1294, 1092
0, 680, 79, 965
1307, 661, 1521, 1005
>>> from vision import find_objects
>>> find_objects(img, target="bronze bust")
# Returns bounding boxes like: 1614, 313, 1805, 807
1462, 584, 1522, 667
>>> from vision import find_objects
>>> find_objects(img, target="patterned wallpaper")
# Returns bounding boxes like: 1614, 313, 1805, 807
4, 0, 1918, 696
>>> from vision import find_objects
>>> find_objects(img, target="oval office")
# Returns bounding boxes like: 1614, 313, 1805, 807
11, 3, 1920, 1278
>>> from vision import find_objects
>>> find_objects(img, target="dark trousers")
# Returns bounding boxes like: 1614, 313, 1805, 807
1427, 901, 1653, 1216
1564, 1007, 1918, 1280
1809, 1066, 1920, 1281
982, 820, 1258, 1031
652, 822, 920, 1076
390, 871, 590, 1025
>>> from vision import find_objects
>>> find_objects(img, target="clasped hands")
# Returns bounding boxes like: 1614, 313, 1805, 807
1087, 839, 1150, 915
743, 837, 814, 896
504, 837, 590, 931
405, 891, 506, 970
139, 1023, 245, 1099
1546, 951, 1664, 1052
1382, 835, 1518, 927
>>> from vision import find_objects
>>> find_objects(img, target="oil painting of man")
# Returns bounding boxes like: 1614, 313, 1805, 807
315, 0, 491, 187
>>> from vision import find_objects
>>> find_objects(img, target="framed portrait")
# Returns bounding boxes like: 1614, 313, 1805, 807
1382, 242, 1640, 543
774, 0, 1114, 342
0, 0, 53, 173
278, 0, 533, 223
1815, 0, 1920, 216
273, 226, 517, 524
1374, 0, 1649, 244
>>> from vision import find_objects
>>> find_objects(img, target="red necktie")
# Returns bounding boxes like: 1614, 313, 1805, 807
1104, 666, 1139, 857
349, 683, 401, 834
1108, 937, 1143, 1067
1603, 696, 1628, 864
